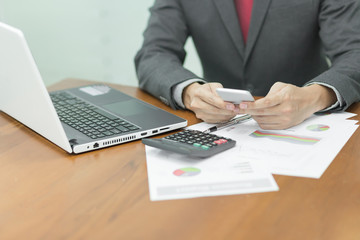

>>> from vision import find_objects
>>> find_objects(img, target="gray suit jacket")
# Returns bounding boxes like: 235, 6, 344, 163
135, 0, 360, 110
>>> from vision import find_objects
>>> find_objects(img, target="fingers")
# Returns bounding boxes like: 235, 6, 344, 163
183, 82, 237, 123
244, 83, 316, 129
183, 81, 324, 129
200, 83, 230, 109
189, 96, 237, 122
238, 82, 290, 115
239, 95, 283, 116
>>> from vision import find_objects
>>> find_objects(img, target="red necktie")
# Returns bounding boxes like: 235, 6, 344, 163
234, 0, 253, 43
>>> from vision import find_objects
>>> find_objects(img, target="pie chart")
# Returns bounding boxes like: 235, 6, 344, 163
306, 124, 330, 132
173, 167, 201, 177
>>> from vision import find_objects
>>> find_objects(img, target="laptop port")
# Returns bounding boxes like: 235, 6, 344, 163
152, 130, 158, 134
141, 132, 148, 136
93, 143, 99, 148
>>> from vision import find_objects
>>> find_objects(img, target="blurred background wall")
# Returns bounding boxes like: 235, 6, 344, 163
0, 0, 202, 86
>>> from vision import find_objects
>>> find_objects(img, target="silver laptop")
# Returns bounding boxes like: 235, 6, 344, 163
0, 22, 187, 153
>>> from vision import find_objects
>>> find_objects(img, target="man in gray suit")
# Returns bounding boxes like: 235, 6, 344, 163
135, 0, 360, 129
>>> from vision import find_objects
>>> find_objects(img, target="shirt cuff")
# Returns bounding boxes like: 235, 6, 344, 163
305, 82, 344, 112
173, 79, 206, 109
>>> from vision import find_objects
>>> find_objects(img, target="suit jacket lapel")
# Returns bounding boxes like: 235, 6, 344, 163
244, 0, 272, 64
212, 0, 245, 60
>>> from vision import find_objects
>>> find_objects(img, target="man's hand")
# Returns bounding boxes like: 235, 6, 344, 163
238, 82, 337, 129
183, 82, 237, 123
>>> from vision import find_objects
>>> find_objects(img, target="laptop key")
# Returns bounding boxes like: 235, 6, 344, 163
110, 129, 122, 134
50, 93, 140, 139
93, 109, 118, 120
116, 126, 129, 132
104, 131, 113, 136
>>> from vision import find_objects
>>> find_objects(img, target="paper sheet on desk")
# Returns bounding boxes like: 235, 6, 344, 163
188, 112, 358, 179
145, 145, 278, 201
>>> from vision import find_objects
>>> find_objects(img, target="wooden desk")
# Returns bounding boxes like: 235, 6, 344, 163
1, 79, 360, 240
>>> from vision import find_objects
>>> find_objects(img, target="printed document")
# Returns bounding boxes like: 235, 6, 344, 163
145, 112, 357, 201
146, 145, 278, 201
188, 112, 358, 178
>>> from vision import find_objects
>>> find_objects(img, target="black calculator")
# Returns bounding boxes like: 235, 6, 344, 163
142, 129, 236, 158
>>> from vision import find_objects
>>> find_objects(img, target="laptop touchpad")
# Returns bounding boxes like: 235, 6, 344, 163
103, 100, 155, 117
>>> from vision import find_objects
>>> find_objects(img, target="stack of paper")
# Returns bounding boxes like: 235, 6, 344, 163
145, 112, 358, 201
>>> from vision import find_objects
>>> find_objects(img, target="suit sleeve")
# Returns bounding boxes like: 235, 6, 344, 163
134, 0, 201, 109
306, 0, 360, 111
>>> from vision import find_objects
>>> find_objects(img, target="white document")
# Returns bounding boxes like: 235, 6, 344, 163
188, 112, 358, 179
146, 145, 279, 201
145, 112, 357, 201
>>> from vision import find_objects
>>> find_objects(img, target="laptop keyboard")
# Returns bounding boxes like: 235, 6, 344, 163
50, 92, 140, 139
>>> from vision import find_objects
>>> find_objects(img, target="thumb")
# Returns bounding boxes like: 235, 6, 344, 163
209, 82, 224, 95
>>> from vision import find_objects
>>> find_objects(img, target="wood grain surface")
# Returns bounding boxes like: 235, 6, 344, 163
0, 79, 359, 240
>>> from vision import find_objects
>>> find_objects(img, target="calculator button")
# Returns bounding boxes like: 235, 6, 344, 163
142, 129, 236, 158
201, 145, 210, 150
214, 139, 228, 145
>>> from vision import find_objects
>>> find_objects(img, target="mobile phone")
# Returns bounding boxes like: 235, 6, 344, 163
216, 88, 254, 104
